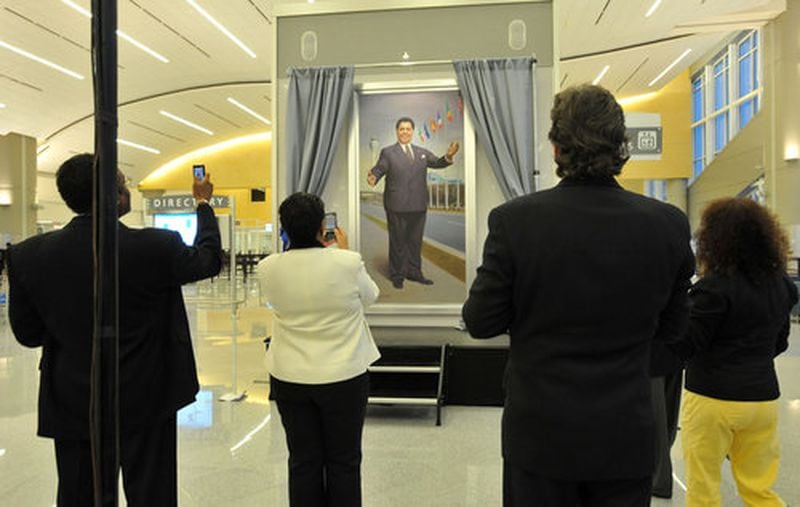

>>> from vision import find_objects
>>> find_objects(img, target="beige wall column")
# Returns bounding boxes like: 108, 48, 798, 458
0, 133, 37, 243
768, 1, 800, 227
666, 179, 688, 213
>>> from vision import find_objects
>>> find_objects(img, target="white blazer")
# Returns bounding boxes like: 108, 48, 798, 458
256, 247, 380, 384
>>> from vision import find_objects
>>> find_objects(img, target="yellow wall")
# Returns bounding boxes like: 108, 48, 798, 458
138, 133, 272, 222
619, 70, 692, 183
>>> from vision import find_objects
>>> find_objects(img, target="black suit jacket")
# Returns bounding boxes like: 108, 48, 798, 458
369, 143, 451, 212
462, 176, 694, 481
8, 203, 222, 440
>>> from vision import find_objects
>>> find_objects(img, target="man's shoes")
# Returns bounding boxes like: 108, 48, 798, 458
392, 278, 404, 289
407, 275, 434, 285
651, 490, 672, 499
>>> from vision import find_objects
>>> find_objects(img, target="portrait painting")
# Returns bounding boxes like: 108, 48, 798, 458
357, 89, 466, 305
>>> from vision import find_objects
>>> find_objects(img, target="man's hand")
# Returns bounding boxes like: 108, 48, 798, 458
446, 141, 460, 161
327, 227, 349, 250
367, 173, 377, 187
193, 173, 213, 204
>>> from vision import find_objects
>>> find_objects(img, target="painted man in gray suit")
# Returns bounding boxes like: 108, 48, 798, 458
367, 117, 460, 289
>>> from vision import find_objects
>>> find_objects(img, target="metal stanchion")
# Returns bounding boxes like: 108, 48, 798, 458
220, 196, 246, 402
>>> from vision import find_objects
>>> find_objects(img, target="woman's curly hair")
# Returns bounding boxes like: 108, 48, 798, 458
696, 197, 790, 280
548, 84, 630, 179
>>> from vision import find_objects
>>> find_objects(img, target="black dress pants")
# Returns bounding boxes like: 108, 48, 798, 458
385, 210, 427, 282
651, 369, 683, 497
54, 414, 177, 507
503, 461, 652, 507
271, 373, 369, 507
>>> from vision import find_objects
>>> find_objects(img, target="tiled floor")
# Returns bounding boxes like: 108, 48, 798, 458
1, 278, 798, 505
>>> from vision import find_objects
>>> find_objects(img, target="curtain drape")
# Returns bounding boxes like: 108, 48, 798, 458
286, 66, 355, 195
453, 58, 536, 200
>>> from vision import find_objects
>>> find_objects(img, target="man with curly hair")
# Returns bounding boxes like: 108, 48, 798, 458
463, 85, 695, 506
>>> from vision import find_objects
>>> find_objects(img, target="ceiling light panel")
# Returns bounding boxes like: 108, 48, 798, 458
648, 48, 692, 87
227, 97, 270, 125
645, 0, 663, 18
159, 110, 214, 135
60, 0, 169, 63
186, 0, 257, 58
0, 39, 85, 80
118, 138, 160, 154
592, 65, 610, 85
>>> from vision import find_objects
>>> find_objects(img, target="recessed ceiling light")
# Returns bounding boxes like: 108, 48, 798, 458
61, 0, 169, 63
160, 110, 214, 135
402, 51, 410, 60
618, 92, 658, 107
227, 97, 271, 125
0, 39, 84, 80
645, 0, 663, 18
116, 31, 169, 63
186, 0, 257, 58
308, 0, 316, 3
592, 65, 610, 85
37, 144, 50, 156
0, 103, 6, 109
117, 139, 160, 154
648, 48, 692, 87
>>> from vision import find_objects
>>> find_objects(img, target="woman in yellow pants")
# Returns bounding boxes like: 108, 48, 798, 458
671, 198, 798, 507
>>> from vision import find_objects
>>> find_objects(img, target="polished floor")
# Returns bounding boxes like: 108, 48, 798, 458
0, 277, 798, 506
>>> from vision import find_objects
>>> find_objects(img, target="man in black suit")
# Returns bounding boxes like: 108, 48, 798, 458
8, 153, 222, 506
462, 85, 694, 506
367, 117, 459, 289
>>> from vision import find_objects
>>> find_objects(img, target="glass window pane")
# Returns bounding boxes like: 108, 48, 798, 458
692, 80, 704, 122
714, 113, 729, 153
753, 51, 758, 88
714, 70, 728, 110
693, 125, 705, 160
739, 37, 752, 56
739, 100, 754, 128
739, 54, 752, 96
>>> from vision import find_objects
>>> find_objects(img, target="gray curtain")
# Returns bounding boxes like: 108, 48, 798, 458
286, 66, 355, 195
453, 58, 536, 199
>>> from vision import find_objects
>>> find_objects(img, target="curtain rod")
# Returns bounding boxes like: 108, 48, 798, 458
287, 56, 537, 73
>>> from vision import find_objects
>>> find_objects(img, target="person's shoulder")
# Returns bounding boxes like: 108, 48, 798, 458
324, 247, 363, 263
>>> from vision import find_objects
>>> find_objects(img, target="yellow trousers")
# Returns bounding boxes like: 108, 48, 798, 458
681, 390, 785, 507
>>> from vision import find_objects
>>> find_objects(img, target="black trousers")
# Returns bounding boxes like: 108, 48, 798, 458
54, 414, 177, 507
651, 369, 683, 496
503, 461, 652, 507
271, 373, 369, 507
385, 210, 427, 282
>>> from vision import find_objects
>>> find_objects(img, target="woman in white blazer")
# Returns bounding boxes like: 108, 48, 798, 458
257, 192, 380, 507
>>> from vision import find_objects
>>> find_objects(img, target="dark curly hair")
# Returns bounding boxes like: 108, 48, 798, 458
548, 84, 630, 179
279, 192, 325, 249
696, 197, 790, 280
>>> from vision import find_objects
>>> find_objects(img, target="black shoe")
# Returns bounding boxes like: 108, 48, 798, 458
652, 490, 672, 499
392, 278, 404, 289
408, 275, 433, 285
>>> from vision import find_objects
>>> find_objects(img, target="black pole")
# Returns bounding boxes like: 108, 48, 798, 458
90, 0, 119, 505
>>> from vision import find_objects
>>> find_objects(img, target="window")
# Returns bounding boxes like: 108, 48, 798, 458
692, 125, 705, 178
645, 180, 668, 202
690, 30, 761, 182
737, 31, 759, 129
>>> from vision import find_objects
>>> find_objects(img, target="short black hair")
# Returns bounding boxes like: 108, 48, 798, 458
279, 192, 325, 249
56, 153, 94, 214
548, 84, 629, 179
396, 117, 415, 130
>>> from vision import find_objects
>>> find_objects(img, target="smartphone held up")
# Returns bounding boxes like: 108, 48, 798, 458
324, 212, 337, 241
193, 164, 205, 180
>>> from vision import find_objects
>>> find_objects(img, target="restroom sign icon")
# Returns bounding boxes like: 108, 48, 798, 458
637, 130, 657, 151
626, 127, 662, 157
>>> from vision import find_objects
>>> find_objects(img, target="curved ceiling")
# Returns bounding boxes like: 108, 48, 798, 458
0, 0, 787, 187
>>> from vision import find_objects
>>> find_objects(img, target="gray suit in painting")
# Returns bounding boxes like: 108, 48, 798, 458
369, 142, 451, 284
